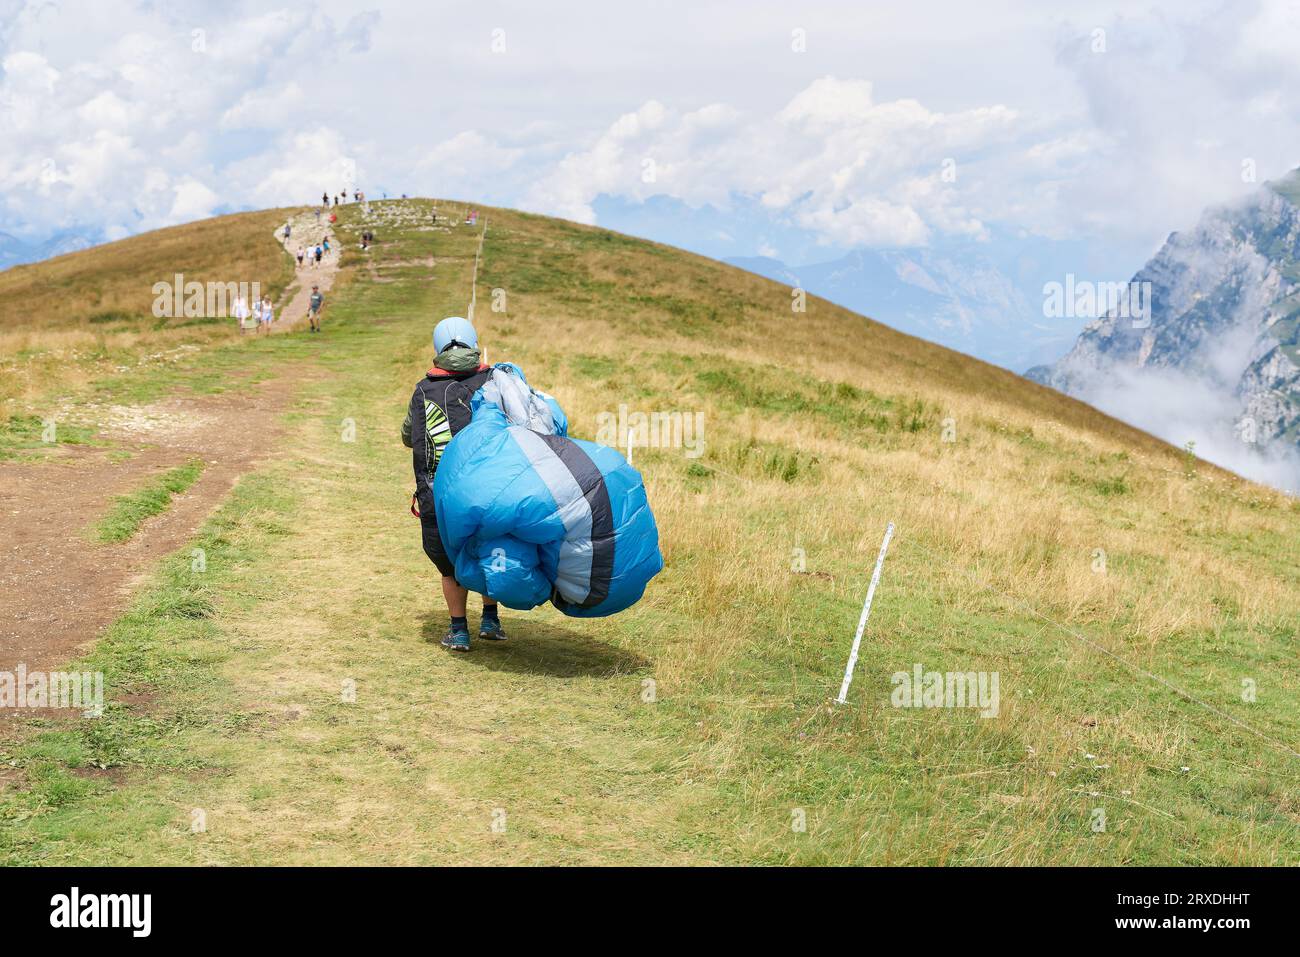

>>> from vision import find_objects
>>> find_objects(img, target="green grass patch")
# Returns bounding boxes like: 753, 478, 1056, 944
87, 310, 139, 324
96, 460, 205, 543
697, 366, 936, 435
0, 414, 97, 459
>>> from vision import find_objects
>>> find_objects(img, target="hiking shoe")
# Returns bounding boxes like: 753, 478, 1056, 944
440, 626, 471, 653
478, 618, 507, 641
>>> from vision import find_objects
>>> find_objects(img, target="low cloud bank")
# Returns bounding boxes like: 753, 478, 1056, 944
1074, 363, 1300, 495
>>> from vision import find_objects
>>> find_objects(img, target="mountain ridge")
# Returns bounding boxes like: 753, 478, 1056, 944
726, 239, 1087, 372
0, 229, 98, 271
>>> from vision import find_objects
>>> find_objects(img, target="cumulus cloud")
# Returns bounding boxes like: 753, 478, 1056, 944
1, 0, 1296, 272
0, 2, 372, 239
225, 128, 363, 209
523, 76, 1021, 248
1049, 0, 1300, 240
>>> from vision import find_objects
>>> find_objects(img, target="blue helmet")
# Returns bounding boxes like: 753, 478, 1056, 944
433, 316, 478, 353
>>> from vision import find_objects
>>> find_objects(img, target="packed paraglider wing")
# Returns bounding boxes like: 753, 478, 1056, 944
433, 365, 664, 617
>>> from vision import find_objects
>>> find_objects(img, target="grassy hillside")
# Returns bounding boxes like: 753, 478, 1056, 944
1, 199, 1297, 864
0, 208, 296, 406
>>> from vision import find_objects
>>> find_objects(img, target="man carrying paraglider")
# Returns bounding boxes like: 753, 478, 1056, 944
403, 316, 663, 655
401, 317, 503, 651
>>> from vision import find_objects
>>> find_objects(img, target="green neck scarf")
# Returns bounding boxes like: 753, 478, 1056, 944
434, 346, 482, 372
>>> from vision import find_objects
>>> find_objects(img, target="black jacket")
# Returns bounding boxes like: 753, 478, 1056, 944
403, 364, 491, 513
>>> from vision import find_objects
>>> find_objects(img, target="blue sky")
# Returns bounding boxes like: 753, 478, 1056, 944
2, 0, 1298, 288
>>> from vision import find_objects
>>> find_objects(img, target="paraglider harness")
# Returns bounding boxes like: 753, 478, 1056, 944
407, 349, 490, 519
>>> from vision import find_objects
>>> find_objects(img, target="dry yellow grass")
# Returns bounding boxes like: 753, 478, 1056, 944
0, 208, 297, 406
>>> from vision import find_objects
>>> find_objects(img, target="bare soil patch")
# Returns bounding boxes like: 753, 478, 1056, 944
0, 376, 299, 673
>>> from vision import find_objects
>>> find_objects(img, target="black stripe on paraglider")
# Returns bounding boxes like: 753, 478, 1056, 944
539, 434, 614, 609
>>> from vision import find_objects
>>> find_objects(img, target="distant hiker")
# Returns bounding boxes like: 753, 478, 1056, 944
329, 212, 337, 224
333, 195, 339, 206
251, 296, 264, 328
308, 286, 324, 332
314, 244, 323, 266
259, 295, 274, 331
296, 245, 305, 268
401, 316, 500, 652
322, 191, 329, 207
284, 223, 291, 242
323, 237, 331, 256
233, 294, 251, 334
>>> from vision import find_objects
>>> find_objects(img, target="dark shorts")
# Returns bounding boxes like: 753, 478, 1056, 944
420, 514, 455, 578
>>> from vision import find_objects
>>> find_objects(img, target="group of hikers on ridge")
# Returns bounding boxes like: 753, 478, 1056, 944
324, 188, 365, 207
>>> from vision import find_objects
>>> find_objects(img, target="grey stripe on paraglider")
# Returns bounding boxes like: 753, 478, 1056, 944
536, 433, 613, 609
509, 428, 614, 609
511, 428, 593, 605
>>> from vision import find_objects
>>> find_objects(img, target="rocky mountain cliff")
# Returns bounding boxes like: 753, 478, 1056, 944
1027, 169, 1300, 489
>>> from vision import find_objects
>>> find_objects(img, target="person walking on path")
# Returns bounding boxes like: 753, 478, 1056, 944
314, 244, 323, 267
233, 294, 250, 335
259, 295, 274, 333
308, 286, 324, 332
296, 245, 305, 268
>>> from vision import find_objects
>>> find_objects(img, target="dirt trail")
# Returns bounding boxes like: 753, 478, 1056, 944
0, 376, 298, 674
0, 210, 330, 677
272, 210, 342, 329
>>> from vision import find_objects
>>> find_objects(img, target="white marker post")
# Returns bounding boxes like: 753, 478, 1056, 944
835, 522, 895, 705
467, 219, 488, 322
